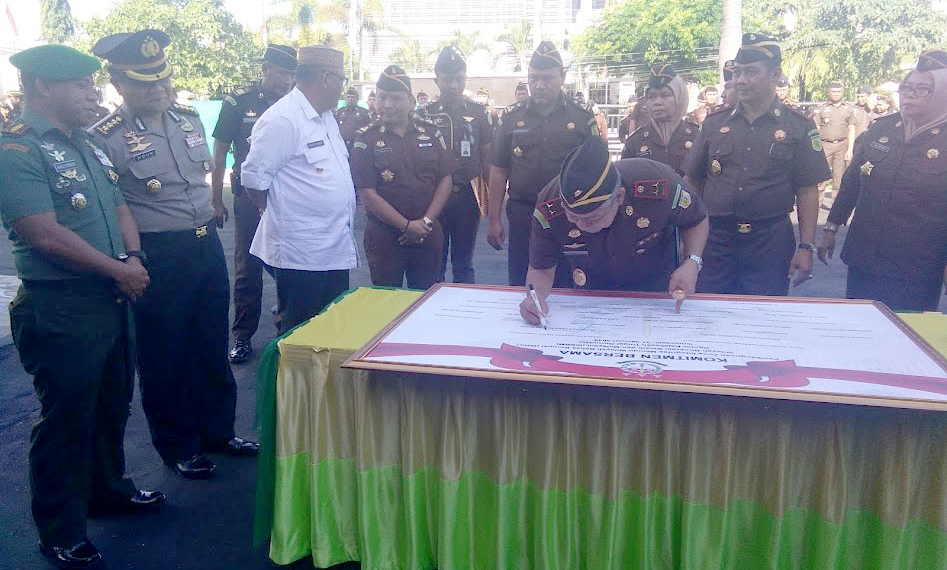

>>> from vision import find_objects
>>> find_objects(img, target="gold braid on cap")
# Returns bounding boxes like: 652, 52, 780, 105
536, 50, 562, 64
268, 46, 297, 61
919, 50, 947, 70
381, 69, 411, 93
124, 63, 173, 82
566, 159, 614, 209
653, 64, 674, 81
739, 42, 780, 58
107, 55, 167, 71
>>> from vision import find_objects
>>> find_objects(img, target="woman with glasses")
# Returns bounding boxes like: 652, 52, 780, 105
818, 49, 947, 311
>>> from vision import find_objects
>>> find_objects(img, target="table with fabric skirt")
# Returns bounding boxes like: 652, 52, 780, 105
253, 287, 947, 569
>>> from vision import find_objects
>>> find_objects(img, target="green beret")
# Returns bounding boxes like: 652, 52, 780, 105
9, 45, 101, 81
559, 136, 619, 215
530, 41, 563, 70
917, 49, 947, 72
648, 64, 677, 90
734, 33, 781, 65
377, 65, 411, 94
434, 46, 466, 75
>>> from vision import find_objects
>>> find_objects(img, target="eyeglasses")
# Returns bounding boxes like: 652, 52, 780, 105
326, 71, 348, 87
899, 84, 933, 97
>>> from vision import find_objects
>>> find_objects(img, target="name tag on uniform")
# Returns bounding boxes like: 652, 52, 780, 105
374, 148, 392, 155
54, 160, 77, 173
242, 117, 258, 124
563, 250, 589, 257
93, 148, 114, 167
869, 142, 890, 152
134, 149, 157, 161
461, 140, 471, 157
308, 140, 325, 148
185, 133, 205, 148
418, 142, 433, 148
512, 128, 529, 134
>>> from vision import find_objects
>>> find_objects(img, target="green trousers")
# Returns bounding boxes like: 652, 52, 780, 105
10, 279, 137, 547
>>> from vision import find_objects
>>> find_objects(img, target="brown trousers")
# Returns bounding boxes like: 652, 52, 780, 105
820, 139, 849, 201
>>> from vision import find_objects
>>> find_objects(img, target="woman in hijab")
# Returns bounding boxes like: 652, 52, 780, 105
818, 49, 947, 311
620, 64, 699, 175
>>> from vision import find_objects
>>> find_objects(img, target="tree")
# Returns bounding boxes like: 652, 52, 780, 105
390, 35, 433, 73
495, 20, 533, 71
40, 0, 75, 43
79, 0, 262, 97
719, 0, 741, 76
572, 0, 722, 81
744, 0, 947, 100
350, 0, 385, 81
267, 0, 348, 48
437, 29, 489, 60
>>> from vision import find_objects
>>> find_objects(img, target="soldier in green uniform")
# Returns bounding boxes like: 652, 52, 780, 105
520, 136, 708, 323
336, 86, 372, 153
621, 64, 699, 176
351, 65, 458, 288
91, 29, 258, 481
812, 80, 857, 209
684, 33, 831, 296
212, 43, 296, 363
418, 46, 494, 283
0, 45, 165, 570
488, 41, 597, 287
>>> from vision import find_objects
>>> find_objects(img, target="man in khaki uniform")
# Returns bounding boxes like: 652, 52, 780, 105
812, 80, 856, 208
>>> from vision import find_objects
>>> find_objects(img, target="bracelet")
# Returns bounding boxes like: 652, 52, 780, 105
797, 243, 816, 252
403, 220, 411, 233
824, 222, 839, 232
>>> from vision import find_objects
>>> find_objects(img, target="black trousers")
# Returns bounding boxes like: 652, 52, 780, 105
846, 266, 944, 312
438, 182, 481, 284
137, 226, 237, 464
272, 267, 349, 335
364, 219, 443, 290
506, 199, 570, 288
698, 215, 795, 296
10, 280, 137, 547
231, 189, 265, 342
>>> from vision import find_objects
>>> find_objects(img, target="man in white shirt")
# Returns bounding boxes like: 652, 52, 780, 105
240, 46, 358, 334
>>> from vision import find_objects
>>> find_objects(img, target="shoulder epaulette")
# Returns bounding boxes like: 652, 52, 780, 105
785, 105, 811, 119
0, 121, 29, 137
92, 113, 124, 137
682, 118, 700, 128
413, 116, 438, 130
627, 125, 645, 139
172, 103, 199, 116
706, 104, 732, 118
535, 197, 566, 229
233, 87, 248, 97
873, 111, 901, 123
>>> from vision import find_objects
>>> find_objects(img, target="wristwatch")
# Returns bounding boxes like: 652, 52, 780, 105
797, 243, 816, 252
119, 250, 149, 266
824, 222, 839, 232
422, 216, 434, 228
687, 254, 703, 272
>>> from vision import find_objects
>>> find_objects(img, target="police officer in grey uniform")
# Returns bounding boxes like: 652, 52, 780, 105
91, 30, 258, 480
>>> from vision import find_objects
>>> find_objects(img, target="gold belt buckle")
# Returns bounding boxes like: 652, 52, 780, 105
737, 222, 752, 234
195, 225, 209, 238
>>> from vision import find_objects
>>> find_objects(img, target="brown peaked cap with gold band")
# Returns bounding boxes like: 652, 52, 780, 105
93, 29, 172, 82
559, 136, 620, 215
648, 64, 677, 90
734, 33, 781, 65
377, 65, 411, 94
917, 49, 947, 71
530, 41, 563, 70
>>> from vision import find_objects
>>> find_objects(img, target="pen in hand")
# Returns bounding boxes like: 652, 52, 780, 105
528, 284, 548, 329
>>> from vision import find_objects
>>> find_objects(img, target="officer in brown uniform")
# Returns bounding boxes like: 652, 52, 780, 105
812, 80, 856, 208
211, 43, 296, 363
520, 136, 709, 323
351, 65, 457, 289
720, 60, 737, 108
683, 33, 831, 296
488, 41, 597, 287
819, 49, 947, 311
621, 65, 699, 175
336, 87, 372, 154
853, 85, 874, 140
419, 47, 494, 283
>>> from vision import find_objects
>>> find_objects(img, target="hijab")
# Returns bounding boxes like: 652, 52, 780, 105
648, 75, 689, 147
903, 68, 947, 142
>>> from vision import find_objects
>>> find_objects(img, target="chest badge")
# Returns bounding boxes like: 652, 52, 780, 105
710, 159, 722, 175
927, 149, 940, 159
70, 193, 88, 211
180, 121, 194, 132
513, 146, 524, 157
878, 136, 889, 144
684, 141, 693, 149
568, 229, 581, 238
719, 126, 731, 134
40, 141, 56, 152
48, 150, 66, 162
463, 116, 474, 123
381, 169, 395, 182
774, 108, 781, 117
516, 121, 526, 127
203, 161, 211, 171
376, 140, 385, 147
639, 145, 649, 153
147, 178, 162, 193
686, 128, 693, 134
625, 205, 634, 217
572, 268, 587, 287
860, 161, 874, 176
108, 169, 119, 183
566, 122, 575, 130
636, 217, 651, 229
773, 130, 786, 141
932, 128, 940, 135
418, 135, 431, 141
246, 110, 257, 118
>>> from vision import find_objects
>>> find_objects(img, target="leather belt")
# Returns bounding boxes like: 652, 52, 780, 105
710, 215, 788, 234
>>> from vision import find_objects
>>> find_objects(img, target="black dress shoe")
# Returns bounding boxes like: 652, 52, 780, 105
171, 453, 216, 479
89, 490, 167, 516
40, 539, 103, 569
229, 339, 253, 364
225, 436, 260, 455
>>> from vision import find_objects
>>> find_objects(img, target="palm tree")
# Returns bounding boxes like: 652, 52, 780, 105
267, 0, 348, 48
718, 0, 741, 79
437, 29, 489, 59
496, 20, 533, 72
349, 0, 385, 80
390, 35, 434, 73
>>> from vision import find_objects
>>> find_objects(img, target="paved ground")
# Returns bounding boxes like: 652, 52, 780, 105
0, 189, 943, 570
